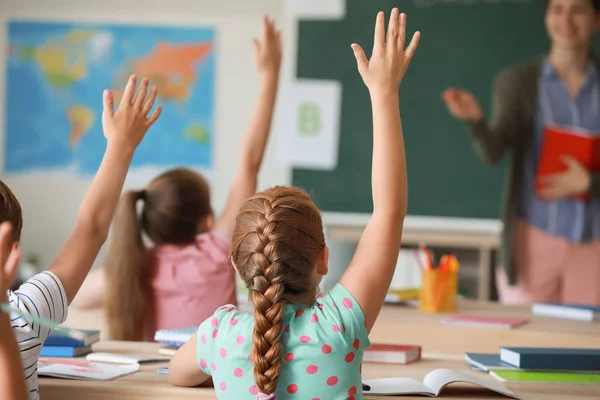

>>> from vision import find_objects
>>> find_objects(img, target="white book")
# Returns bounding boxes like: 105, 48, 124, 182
38, 359, 140, 381
362, 369, 519, 398
531, 303, 600, 322
86, 352, 170, 365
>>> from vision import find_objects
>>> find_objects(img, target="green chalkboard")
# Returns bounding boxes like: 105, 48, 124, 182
292, 0, 598, 218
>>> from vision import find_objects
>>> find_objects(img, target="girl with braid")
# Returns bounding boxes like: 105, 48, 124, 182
170, 8, 420, 400
72, 15, 282, 341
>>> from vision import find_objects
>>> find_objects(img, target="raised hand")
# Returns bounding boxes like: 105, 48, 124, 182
102, 75, 162, 153
0, 223, 20, 301
351, 9, 420, 95
441, 87, 484, 123
253, 15, 282, 79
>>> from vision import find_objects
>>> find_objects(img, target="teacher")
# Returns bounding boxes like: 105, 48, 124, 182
442, 0, 600, 306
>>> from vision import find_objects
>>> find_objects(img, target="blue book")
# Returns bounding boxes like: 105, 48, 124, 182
500, 348, 600, 371
465, 353, 517, 372
43, 329, 100, 347
532, 303, 600, 322
40, 345, 93, 358
154, 327, 196, 347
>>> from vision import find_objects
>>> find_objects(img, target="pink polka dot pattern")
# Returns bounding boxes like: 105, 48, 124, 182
211, 362, 216, 372
220, 382, 227, 391
212, 329, 219, 339
287, 384, 298, 394
248, 354, 254, 362
342, 298, 353, 309
220, 348, 227, 358
311, 314, 319, 323
342, 324, 346, 332
306, 365, 318, 374
249, 385, 259, 395
237, 335, 245, 344
285, 324, 290, 333
348, 386, 357, 395
300, 336, 311, 343
234, 368, 244, 378
284, 353, 295, 362
317, 293, 324, 298
199, 359, 207, 369
327, 376, 339, 386
201, 334, 207, 344
321, 344, 332, 354
318, 304, 324, 310
295, 309, 304, 318
345, 352, 355, 363
353, 339, 360, 350
230, 318, 238, 326
210, 317, 219, 326
333, 324, 341, 333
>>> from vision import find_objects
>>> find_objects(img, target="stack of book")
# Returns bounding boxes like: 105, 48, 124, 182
531, 302, 600, 322
41, 329, 99, 357
466, 347, 600, 384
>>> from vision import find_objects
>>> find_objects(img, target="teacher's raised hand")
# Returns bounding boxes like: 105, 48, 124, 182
441, 87, 484, 123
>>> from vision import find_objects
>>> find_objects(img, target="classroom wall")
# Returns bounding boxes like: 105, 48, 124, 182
0, 0, 292, 269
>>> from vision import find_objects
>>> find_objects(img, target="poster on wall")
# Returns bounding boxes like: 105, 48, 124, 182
5, 21, 215, 178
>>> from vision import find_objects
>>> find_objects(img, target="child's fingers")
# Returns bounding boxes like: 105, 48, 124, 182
351, 44, 369, 76
120, 75, 137, 107
261, 15, 269, 45
146, 105, 162, 126
373, 11, 385, 54
386, 8, 399, 48
276, 31, 282, 53
4, 246, 21, 289
134, 78, 149, 109
397, 13, 406, 51
102, 90, 114, 117
142, 86, 158, 116
405, 31, 421, 62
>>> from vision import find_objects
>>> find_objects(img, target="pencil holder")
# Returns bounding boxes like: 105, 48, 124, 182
418, 269, 458, 313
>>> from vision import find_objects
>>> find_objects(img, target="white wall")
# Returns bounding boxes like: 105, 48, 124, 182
0, 0, 294, 269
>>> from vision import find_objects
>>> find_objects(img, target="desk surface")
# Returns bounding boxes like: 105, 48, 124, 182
39, 341, 599, 400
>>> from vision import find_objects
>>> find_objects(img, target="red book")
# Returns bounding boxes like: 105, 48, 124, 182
442, 315, 528, 329
536, 126, 600, 201
363, 344, 422, 365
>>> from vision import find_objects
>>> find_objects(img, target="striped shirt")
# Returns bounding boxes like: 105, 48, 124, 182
519, 59, 600, 242
7, 271, 68, 400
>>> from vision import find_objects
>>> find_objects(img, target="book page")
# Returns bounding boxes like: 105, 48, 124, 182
423, 369, 519, 398
361, 377, 433, 396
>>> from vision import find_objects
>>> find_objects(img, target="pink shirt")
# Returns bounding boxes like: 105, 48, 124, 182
148, 230, 237, 339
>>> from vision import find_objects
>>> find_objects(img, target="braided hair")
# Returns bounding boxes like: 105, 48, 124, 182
230, 186, 326, 398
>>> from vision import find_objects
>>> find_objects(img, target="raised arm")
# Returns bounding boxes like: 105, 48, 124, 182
214, 15, 282, 237
0, 223, 27, 400
339, 9, 419, 331
49, 75, 161, 303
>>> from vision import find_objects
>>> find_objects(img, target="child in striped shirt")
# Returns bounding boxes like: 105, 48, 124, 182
2, 75, 161, 400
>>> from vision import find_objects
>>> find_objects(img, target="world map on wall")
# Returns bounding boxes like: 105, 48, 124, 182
6, 21, 215, 175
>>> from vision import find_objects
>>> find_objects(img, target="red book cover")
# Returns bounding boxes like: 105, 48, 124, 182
536, 126, 600, 201
363, 344, 422, 365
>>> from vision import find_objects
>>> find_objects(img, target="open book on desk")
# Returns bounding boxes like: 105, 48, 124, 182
362, 369, 519, 398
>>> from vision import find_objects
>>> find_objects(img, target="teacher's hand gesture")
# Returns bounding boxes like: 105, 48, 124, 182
442, 87, 484, 123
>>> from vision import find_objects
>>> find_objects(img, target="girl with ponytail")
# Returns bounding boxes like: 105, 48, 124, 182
169, 9, 419, 399
72, 15, 282, 341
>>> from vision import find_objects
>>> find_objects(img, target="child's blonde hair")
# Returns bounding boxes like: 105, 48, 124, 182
230, 186, 326, 396
104, 168, 212, 341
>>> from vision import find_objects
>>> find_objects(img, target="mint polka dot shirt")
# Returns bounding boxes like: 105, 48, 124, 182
196, 283, 370, 399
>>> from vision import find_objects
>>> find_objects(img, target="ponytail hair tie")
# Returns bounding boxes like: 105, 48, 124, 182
257, 393, 276, 400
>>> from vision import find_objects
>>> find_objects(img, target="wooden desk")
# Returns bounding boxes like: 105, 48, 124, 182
323, 212, 502, 301
370, 301, 600, 355
39, 342, 599, 400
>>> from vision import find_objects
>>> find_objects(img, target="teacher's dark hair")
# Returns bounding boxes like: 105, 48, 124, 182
545, 0, 600, 12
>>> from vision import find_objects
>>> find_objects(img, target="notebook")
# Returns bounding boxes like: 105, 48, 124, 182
38, 358, 140, 380
490, 370, 600, 384
363, 344, 421, 365
40, 345, 93, 358
442, 315, 528, 329
464, 353, 517, 372
531, 302, 600, 322
536, 125, 600, 201
43, 329, 100, 347
86, 352, 170, 365
362, 368, 519, 398
500, 347, 600, 371
154, 327, 196, 347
